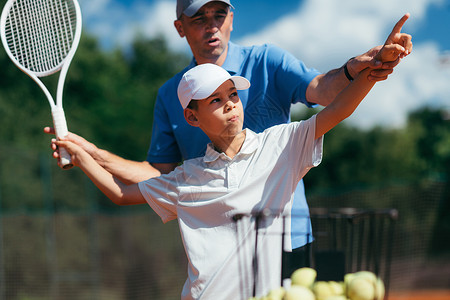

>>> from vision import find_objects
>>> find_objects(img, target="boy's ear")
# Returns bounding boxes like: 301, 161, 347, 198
184, 108, 200, 127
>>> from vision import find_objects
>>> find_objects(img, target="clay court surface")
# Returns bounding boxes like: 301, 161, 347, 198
389, 290, 450, 300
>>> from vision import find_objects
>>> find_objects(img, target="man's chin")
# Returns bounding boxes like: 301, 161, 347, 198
201, 45, 227, 61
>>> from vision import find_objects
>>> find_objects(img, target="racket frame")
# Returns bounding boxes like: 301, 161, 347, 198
0, 0, 82, 169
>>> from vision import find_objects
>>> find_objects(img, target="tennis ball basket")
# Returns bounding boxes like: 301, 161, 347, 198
232, 208, 398, 300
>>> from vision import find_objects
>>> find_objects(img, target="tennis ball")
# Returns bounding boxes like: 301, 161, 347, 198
266, 287, 286, 300
290, 267, 317, 288
353, 271, 377, 283
344, 273, 355, 286
376, 278, 385, 300
284, 285, 316, 300
313, 281, 334, 300
328, 281, 345, 296
347, 276, 376, 300
323, 296, 347, 300
345, 271, 387, 300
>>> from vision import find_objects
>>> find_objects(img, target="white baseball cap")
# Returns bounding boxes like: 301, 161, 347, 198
177, 63, 250, 110
176, 0, 234, 19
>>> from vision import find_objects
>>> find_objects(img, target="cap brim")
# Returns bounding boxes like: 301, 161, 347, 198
231, 76, 250, 91
183, 0, 234, 17
192, 76, 250, 101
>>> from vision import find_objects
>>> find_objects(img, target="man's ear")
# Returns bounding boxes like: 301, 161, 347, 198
184, 108, 200, 127
174, 19, 185, 38
229, 11, 234, 33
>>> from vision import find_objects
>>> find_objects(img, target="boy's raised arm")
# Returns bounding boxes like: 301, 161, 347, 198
314, 14, 411, 139
314, 67, 375, 139
56, 140, 146, 206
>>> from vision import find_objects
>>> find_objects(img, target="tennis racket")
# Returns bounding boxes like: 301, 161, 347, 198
0, 0, 82, 169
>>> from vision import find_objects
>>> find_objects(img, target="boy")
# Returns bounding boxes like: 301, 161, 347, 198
56, 44, 408, 299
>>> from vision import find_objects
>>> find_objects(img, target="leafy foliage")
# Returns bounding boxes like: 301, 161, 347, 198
292, 107, 450, 192
0, 34, 189, 211
1, 33, 449, 208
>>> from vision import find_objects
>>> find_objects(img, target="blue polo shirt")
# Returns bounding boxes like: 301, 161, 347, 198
148, 42, 320, 248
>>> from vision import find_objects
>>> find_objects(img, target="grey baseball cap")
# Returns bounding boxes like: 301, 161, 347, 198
176, 0, 234, 19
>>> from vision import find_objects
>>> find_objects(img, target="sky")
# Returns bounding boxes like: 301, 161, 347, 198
78, 0, 450, 129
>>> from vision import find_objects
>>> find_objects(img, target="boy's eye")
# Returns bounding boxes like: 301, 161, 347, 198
230, 92, 238, 98
211, 98, 220, 103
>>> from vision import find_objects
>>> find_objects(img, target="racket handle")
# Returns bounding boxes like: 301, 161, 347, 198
52, 107, 73, 169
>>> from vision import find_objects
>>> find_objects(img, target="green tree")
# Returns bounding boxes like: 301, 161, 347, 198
293, 107, 449, 192
0, 34, 189, 212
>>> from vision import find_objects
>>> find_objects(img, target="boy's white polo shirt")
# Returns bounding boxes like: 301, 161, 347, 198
138, 116, 323, 300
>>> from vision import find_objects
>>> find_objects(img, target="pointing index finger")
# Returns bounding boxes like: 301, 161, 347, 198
390, 13, 409, 36
387, 13, 410, 42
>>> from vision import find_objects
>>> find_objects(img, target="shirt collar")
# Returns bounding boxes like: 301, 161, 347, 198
203, 129, 259, 163
221, 42, 242, 75
188, 42, 241, 76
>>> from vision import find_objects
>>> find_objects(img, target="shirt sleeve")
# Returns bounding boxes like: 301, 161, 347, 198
138, 168, 183, 223
266, 116, 323, 182
146, 86, 183, 164
289, 115, 323, 181
267, 45, 321, 107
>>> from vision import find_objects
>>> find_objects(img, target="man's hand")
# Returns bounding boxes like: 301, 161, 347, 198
44, 127, 99, 168
347, 13, 412, 81
383, 13, 413, 58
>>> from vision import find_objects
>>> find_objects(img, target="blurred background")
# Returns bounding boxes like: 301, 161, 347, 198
0, 0, 449, 299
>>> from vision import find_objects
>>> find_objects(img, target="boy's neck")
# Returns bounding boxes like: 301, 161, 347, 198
211, 130, 246, 159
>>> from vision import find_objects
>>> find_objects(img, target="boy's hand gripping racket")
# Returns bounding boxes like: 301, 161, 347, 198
1, 0, 82, 169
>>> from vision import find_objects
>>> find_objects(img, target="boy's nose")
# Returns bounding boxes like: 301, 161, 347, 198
224, 100, 235, 111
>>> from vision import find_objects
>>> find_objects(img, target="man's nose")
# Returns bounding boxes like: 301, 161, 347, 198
205, 18, 220, 33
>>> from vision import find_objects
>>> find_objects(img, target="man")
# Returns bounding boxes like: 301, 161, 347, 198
47, 0, 411, 256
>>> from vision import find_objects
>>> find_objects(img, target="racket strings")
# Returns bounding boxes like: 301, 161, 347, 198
4, 0, 77, 74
